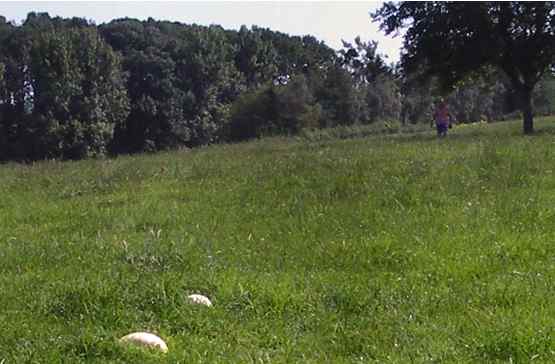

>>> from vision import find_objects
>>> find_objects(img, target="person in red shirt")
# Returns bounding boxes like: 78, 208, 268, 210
433, 99, 451, 137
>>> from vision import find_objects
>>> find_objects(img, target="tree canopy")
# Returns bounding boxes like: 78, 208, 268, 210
373, 1, 555, 133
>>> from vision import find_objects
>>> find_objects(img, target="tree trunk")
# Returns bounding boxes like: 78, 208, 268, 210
520, 87, 534, 134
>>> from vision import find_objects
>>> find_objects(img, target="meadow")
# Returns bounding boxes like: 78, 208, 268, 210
1, 117, 555, 363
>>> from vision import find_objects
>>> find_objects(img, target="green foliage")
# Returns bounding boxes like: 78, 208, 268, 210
101, 19, 190, 152
374, 1, 555, 133
339, 37, 389, 84
234, 25, 278, 89
534, 72, 555, 116
401, 68, 554, 125
317, 65, 360, 127
30, 27, 129, 159
337, 38, 402, 124
0, 11, 404, 160
0, 15, 129, 160
192, 58, 246, 145
228, 75, 321, 141
227, 84, 276, 140
365, 74, 401, 123
274, 74, 321, 132
100, 19, 336, 151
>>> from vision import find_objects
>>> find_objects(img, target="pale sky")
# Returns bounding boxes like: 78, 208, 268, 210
1, 1, 403, 63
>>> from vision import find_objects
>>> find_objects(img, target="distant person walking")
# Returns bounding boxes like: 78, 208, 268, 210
433, 99, 451, 137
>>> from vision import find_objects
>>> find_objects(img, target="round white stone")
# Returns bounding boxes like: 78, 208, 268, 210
187, 294, 212, 306
119, 332, 168, 353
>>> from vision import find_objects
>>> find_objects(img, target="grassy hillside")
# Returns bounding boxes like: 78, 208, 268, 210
2, 117, 555, 363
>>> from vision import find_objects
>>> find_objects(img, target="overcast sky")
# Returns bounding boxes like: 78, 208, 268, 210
2, 1, 403, 63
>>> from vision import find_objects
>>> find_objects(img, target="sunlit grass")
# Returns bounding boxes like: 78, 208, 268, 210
1, 117, 555, 362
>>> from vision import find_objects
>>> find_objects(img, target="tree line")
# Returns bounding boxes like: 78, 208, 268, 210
0, 11, 554, 160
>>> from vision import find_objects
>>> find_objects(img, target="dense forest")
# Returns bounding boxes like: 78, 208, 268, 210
0, 12, 554, 160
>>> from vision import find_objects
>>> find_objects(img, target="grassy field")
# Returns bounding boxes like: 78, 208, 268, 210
2, 117, 555, 363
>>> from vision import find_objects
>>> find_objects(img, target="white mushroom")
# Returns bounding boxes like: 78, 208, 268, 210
119, 332, 168, 353
187, 294, 212, 307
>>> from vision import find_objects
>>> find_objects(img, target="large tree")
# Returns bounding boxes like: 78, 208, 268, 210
0, 13, 129, 160
30, 26, 129, 158
373, 1, 555, 133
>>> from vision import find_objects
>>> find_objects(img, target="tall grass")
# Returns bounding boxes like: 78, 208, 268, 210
1, 117, 555, 363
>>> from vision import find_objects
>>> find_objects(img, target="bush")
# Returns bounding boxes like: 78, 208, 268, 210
227, 75, 322, 141
227, 85, 277, 141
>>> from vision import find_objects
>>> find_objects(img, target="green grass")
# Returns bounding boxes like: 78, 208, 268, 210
2, 117, 555, 363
